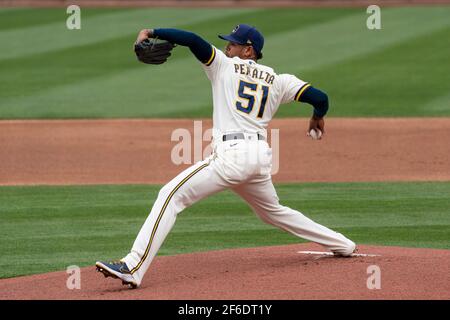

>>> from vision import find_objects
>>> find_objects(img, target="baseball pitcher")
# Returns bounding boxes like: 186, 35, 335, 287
96, 24, 356, 288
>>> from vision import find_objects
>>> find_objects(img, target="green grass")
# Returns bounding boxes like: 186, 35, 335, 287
0, 7, 449, 118
0, 8, 133, 31
0, 182, 449, 278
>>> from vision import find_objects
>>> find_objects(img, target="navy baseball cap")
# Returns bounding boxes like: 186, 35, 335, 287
218, 24, 264, 59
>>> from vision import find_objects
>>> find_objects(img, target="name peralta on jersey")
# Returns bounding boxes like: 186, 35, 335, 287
202, 46, 311, 135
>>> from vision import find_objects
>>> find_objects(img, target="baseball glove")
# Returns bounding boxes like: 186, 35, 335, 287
134, 38, 176, 65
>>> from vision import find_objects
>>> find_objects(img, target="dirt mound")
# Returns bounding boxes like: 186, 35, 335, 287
1, 243, 448, 300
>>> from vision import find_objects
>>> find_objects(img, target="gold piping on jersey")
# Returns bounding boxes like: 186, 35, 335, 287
205, 47, 216, 66
130, 163, 210, 275
257, 85, 270, 119
294, 83, 311, 102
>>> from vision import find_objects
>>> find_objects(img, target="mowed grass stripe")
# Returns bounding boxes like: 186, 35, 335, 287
0, 182, 449, 278
0, 8, 269, 101
0, 9, 270, 116
0, 8, 254, 61
347, 225, 449, 249
1, 7, 449, 118
0, 8, 355, 118
424, 91, 450, 113
0, 8, 133, 31
277, 26, 450, 117
263, 6, 450, 70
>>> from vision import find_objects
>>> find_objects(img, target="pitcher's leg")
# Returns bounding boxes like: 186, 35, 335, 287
122, 159, 228, 285
233, 177, 355, 256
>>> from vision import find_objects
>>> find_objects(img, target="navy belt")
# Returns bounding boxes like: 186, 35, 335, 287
222, 133, 265, 141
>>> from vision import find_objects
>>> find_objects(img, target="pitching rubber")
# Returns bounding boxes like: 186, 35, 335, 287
297, 251, 380, 257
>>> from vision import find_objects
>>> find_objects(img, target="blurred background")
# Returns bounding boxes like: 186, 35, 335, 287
0, 0, 449, 119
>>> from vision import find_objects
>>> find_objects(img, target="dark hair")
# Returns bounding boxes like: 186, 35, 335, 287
245, 44, 262, 61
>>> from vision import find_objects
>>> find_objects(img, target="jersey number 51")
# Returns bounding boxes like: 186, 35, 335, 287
236, 80, 269, 118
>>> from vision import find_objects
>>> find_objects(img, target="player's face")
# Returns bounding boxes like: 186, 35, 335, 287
225, 42, 249, 58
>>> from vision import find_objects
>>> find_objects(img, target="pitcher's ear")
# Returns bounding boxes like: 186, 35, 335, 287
243, 46, 253, 58
248, 46, 258, 60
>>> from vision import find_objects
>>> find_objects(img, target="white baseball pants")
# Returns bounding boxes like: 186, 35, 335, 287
122, 134, 355, 286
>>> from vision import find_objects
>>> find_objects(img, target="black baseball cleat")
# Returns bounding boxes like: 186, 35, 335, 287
95, 260, 138, 289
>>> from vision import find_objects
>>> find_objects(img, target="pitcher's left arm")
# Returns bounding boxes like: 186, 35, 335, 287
136, 28, 214, 64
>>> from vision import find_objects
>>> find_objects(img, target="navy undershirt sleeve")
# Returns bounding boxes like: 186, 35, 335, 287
299, 86, 329, 118
153, 28, 213, 63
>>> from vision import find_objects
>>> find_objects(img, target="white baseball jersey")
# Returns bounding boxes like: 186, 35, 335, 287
202, 46, 311, 136
120, 43, 355, 288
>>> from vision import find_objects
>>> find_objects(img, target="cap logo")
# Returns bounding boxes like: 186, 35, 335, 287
232, 25, 239, 33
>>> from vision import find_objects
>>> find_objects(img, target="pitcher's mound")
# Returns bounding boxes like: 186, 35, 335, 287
1, 243, 449, 300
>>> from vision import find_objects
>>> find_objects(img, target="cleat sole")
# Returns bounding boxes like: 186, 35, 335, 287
95, 263, 138, 289
96, 265, 118, 279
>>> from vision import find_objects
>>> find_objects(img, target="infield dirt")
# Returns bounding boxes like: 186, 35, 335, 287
1, 118, 449, 185
1, 118, 449, 300
1, 243, 449, 299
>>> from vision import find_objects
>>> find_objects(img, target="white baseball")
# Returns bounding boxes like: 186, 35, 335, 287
309, 129, 322, 140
